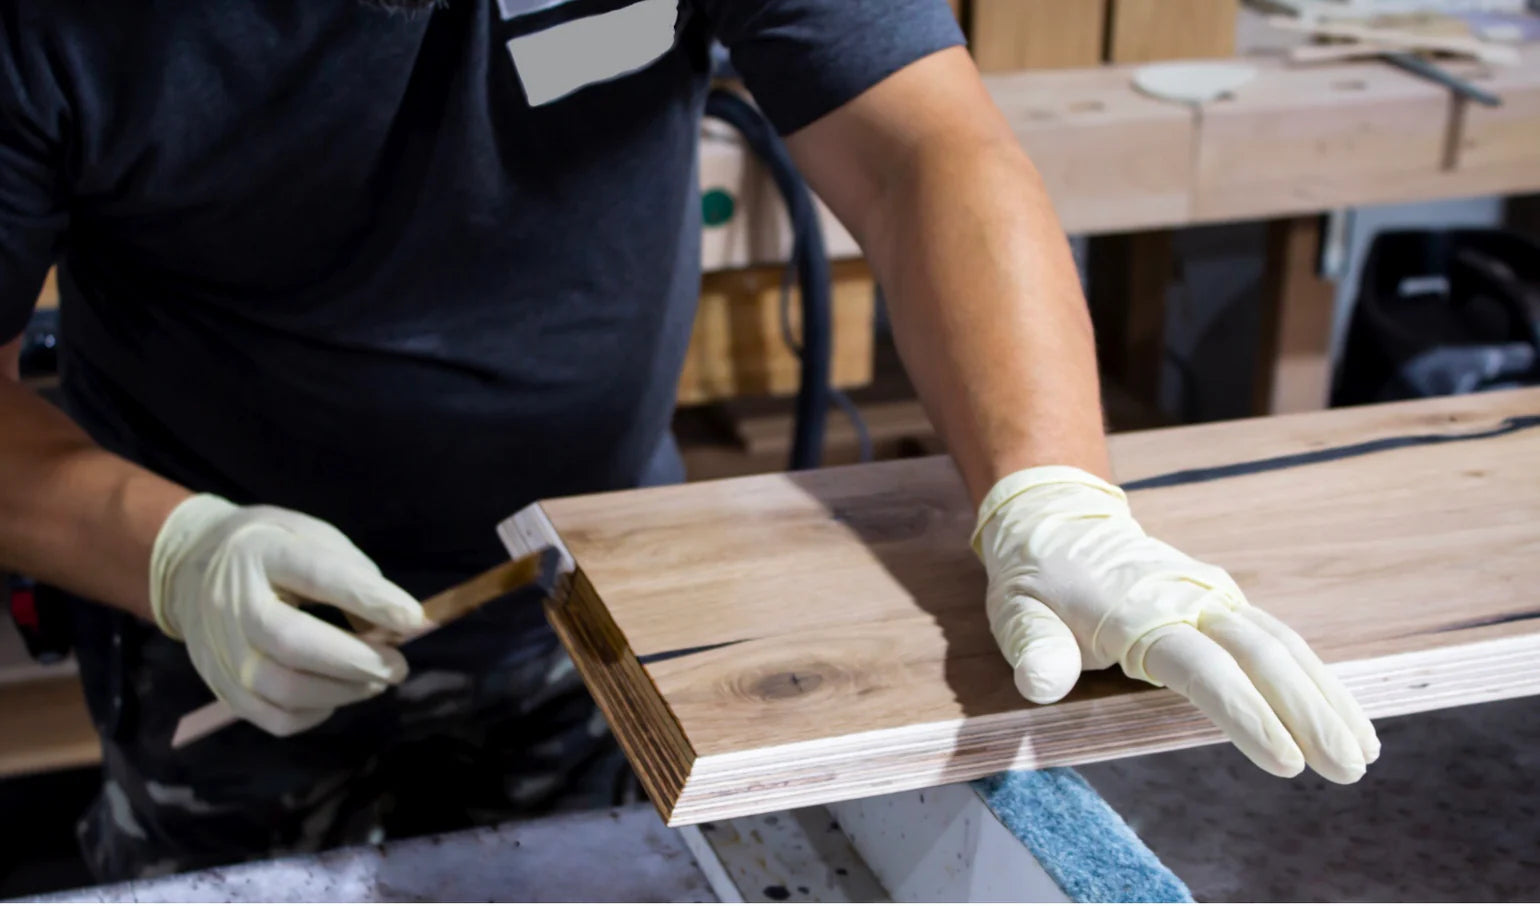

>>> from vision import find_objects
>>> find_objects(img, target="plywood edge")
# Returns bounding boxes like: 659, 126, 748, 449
662, 632, 1540, 825
550, 571, 697, 822
498, 504, 696, 822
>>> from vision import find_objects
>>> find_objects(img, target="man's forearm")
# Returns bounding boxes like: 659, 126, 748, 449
786, 47, 1111, 506
0, 377, 189, 619
863, 137, 1111, 503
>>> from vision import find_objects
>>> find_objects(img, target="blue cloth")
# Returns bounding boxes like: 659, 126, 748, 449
972, 769, 1192, 903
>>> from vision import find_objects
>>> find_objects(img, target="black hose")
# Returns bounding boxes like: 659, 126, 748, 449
705, 90, 832, 470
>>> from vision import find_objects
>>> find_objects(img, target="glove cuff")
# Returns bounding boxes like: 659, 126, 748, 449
971, 465, 1128, 555
149, 493, 239, 640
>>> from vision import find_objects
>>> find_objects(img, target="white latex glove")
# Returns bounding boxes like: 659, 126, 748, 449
150, 494, 425, 737
974, 466, 1380, 783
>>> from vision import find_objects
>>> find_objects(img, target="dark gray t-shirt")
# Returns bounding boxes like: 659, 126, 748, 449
0, 0, 962, 594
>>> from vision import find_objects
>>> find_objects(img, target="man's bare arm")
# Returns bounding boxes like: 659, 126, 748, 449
784, 47, 1111, 505
0, 353, 188, 619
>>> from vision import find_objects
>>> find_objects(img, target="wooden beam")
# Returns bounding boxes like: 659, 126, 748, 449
1192, 60, 1450, 222
1254, 216, 1337, 415
970, 0, 1107, 72
503, 389, 1540, 825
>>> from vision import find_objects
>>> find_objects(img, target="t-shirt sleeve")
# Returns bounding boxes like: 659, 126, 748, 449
0, 3, 70, 343
696, 0, 965, 135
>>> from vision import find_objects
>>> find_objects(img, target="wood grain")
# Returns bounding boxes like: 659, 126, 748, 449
502, 390, 1540, 825
970, 0, 1107, 72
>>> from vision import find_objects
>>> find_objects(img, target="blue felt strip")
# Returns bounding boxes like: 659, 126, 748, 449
971, 769, 1192, 903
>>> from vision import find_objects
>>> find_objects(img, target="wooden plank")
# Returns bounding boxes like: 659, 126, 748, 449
1446, 49, 1540, 198
1254, 216, 1337, 415
970, 0, 1107, 72
985, 66, 1195, 233
1192, 60, 1451, 221
503, 389, 1540, 825
1107, 0, 1238, 63
0, 677, 99, 778
677, 260, 876, 406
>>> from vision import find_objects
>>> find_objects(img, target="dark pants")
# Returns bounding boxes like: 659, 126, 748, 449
67, 583, 637, 882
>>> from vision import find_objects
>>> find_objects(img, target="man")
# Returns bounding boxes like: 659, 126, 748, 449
0, 0, 1380, 882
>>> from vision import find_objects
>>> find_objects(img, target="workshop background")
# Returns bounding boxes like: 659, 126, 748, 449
5, 0, 1540, 900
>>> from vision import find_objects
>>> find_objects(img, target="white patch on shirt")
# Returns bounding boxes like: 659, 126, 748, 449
496, 0, 579, 19
507, 0, 678, 107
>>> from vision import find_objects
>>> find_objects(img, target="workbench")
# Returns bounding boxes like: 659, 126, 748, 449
34, 697, 1540, 902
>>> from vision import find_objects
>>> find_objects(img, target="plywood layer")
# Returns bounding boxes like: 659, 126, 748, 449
504, 390, 1540, 826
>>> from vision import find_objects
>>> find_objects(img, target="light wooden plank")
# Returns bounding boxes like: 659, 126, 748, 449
503, 390, 1540, 825
1108, 0, 1238, 63
1192, 60, 1451, 221
970, 0, 1107, 72
1447, 49, 1540, 197
677, 260, 876, 405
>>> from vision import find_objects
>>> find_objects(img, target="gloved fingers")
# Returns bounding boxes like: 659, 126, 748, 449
262, 538, 425, 634
243, 594, 410, 685
253, 507, 376, 562
241, 648, 392, 710
992, 593, 1082, 704
1242, 606, 1381, 764
189, 645, 334, 737
1201, 609, 1367, 784
1142, 624, 1306, 778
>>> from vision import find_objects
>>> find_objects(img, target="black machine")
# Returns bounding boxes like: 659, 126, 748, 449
1333, 229, 1540, 407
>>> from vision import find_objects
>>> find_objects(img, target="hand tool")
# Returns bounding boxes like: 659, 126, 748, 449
170, 547, 563, 748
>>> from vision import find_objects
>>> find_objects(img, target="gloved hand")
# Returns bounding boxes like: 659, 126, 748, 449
150, 494, 425, 737
974, 466, 1380, 783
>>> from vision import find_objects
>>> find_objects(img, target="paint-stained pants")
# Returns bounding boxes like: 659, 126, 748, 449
66, 584, 636, 882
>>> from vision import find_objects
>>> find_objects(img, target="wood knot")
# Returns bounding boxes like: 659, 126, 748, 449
751, 670, 825, 700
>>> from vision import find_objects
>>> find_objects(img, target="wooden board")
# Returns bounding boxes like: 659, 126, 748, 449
970, 0, 1107, 72
985, 66, 1196, 233
1193, 60, 1451, 221
677, 260, 876, 405
503, 389, 1540, 825
1446, 49, 1540, 199
1107, 0, 1238, 63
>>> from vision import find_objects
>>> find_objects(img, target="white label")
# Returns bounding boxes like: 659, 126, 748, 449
496, 0, 580, 19
507, 0, 678, 107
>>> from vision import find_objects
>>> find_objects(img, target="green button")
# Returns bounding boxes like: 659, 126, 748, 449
702, 188, 736, 227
